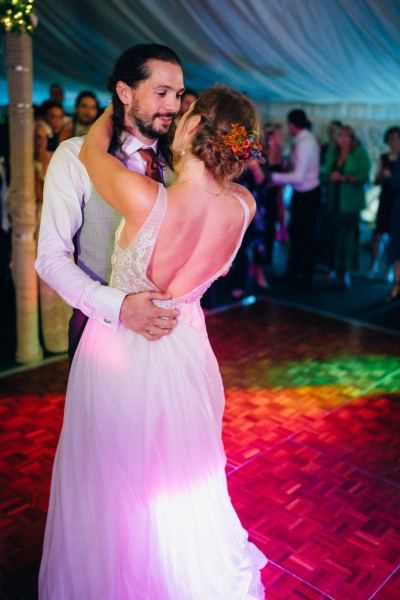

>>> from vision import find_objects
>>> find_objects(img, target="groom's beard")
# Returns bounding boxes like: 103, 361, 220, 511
128, 102, 176, 140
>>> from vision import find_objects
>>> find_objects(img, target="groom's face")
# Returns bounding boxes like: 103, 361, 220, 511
128, 59, 184, 140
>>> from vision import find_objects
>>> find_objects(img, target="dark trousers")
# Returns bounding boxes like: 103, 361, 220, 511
68, 308, 88, 364
287, 186, 321, 284
252, 192, 279, 267
228, 227, 253, 290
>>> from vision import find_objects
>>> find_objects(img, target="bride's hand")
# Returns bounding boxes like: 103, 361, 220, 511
95, 105, 113, 137
80, 105, 113, 165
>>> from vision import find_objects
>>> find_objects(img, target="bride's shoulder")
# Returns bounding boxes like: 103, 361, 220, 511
227, 182, 256, 217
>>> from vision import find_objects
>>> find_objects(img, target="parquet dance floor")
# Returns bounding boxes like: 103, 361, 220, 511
1, 299, 399, 599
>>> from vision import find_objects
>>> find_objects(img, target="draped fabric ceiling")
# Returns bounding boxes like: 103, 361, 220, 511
1, 0, 400, 117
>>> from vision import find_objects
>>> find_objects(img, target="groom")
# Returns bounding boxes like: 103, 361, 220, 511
36, 44, 185, 360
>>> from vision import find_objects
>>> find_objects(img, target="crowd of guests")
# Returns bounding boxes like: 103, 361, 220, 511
34, 86, 101, 183
1, 83, 400, 357
230, 110, 400, 303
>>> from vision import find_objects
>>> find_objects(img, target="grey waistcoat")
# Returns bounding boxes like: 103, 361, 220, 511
75, 187, 121, 284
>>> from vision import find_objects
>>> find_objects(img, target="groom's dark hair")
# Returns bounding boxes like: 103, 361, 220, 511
107, 44, 182, 168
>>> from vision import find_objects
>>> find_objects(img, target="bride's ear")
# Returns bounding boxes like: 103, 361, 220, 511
186, 114, 201, 135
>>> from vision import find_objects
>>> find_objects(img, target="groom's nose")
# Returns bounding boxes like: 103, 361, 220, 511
163, 93, 180, 114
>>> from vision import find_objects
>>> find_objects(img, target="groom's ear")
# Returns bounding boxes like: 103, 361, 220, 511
115, 81, 133, 106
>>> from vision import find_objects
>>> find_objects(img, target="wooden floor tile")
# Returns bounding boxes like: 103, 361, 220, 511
1, 300, 399, 599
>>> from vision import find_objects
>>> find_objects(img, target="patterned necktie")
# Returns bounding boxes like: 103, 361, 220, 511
138, 148, 163, 183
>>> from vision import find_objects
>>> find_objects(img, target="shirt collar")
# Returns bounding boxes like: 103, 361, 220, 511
121, 133, 158, 156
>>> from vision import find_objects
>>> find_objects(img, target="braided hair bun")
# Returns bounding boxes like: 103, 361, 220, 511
189, 85, 260, 182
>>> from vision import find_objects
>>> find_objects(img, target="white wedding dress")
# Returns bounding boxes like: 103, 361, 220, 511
39, 183, 267, 599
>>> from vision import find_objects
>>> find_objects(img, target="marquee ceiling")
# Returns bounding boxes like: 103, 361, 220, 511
1, 0, 400, 109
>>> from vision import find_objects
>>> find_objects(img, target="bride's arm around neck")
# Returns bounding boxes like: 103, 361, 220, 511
79, 107, 159, 222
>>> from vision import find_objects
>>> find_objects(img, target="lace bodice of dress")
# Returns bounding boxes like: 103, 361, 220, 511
109, 183, 249, 308
109, 184, 164, 296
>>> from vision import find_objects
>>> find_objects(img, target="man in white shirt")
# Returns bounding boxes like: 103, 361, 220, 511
36, 44, 185, 360
271, 109, 320, 287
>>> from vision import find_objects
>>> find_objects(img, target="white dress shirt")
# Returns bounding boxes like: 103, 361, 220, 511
35, 134, 158, 331
271, 129, 320, 192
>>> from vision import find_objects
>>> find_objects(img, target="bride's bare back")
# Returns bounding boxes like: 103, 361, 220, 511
119, 181, 254, 299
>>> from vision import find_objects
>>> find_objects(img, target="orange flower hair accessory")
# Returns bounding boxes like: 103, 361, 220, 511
221, 123, 263, 162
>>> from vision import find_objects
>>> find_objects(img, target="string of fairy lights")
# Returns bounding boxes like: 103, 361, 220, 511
1, 0, 36, 33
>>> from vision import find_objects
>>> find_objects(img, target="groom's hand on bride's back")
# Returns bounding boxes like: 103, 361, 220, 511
120, 292, 178, 341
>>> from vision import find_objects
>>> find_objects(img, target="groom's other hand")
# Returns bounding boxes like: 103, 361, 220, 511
120, 291, 178, 341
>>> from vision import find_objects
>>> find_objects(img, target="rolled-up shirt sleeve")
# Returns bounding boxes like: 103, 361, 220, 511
35, 139, 126, 329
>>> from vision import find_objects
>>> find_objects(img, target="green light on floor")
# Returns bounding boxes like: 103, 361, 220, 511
266, 355, 400, 395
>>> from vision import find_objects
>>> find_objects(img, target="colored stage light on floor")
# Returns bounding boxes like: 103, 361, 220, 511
267, 354, 400, 395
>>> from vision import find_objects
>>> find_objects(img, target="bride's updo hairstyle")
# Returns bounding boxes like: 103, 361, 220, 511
189, 85, 260, 182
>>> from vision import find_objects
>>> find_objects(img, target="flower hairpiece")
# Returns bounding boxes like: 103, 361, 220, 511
221, 123, 263, 162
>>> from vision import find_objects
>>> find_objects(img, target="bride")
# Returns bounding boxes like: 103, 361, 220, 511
39, 85, 267, 599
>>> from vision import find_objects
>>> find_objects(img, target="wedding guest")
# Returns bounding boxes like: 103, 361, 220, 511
370, 126, 400, 275
48, 83, 72, 130
39, 100, 65, 151
34, 121, 52, 206
244, 161, 270, 290
320, 120, 342, 164
33, 121, 71, 353
319, 121, 343, 255
271, 109, 320, 287
223, 125, 285, 297
49, 83, 64, 106
61, 91, 100, 139
0, 160, 10, 290
227, 166, 260, 298
386, 148, 400, 301
321, 125, 370, 288
264, 123, 288, 245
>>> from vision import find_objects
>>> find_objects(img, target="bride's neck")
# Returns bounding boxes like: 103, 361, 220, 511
176, 155, 218, 188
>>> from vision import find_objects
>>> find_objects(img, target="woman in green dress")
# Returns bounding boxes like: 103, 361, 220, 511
321, 125, 370, 287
